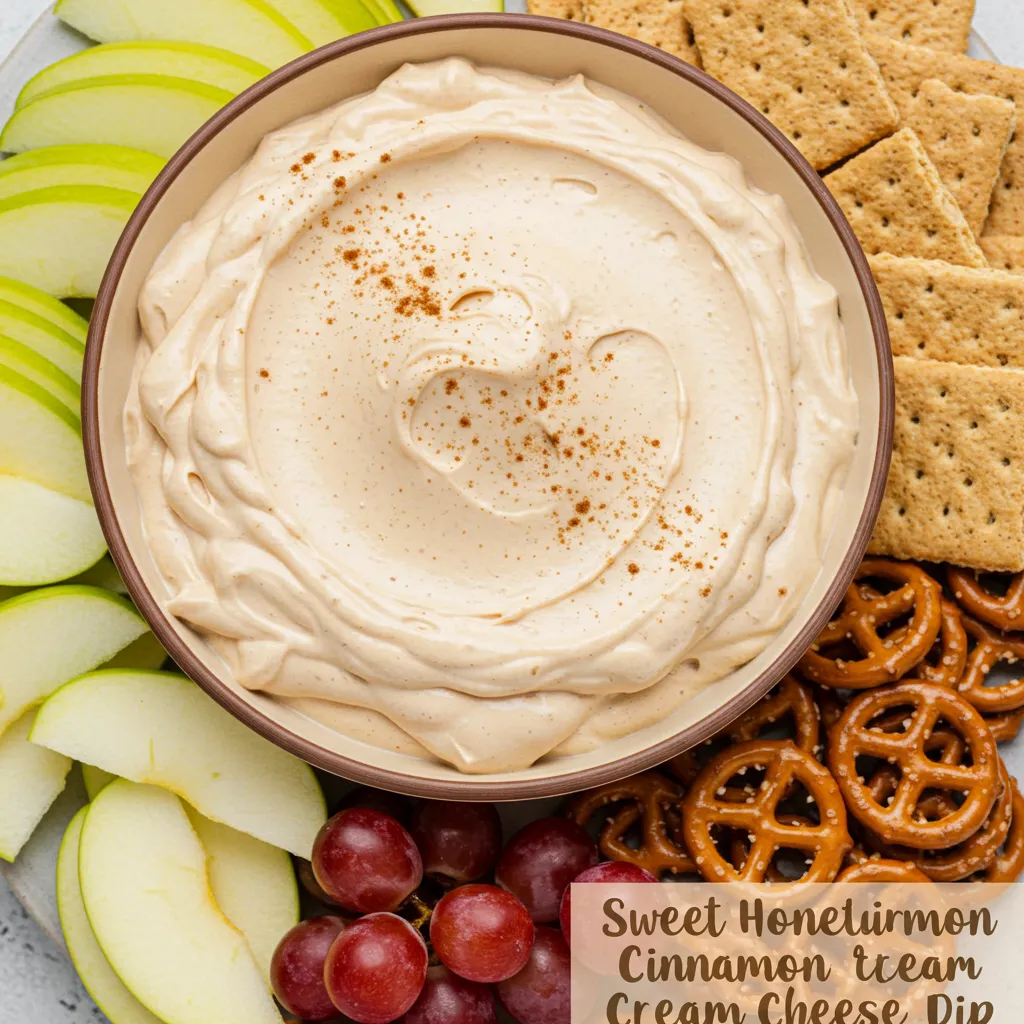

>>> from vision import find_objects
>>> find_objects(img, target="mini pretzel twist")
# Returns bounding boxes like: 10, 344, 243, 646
867, 760, 1012, 880
986, 709, 1024, 744
667, 675, 821, 786
905, 599, 968, 688
827, 681, 999, 849
682, 740, 852, 885
566, 771, 695, 876
835, 859, 930, 883
957, 615, 1024, 714
798, 559, 942, 689
949, 566, 1024, 632
980, 777, 1024, 883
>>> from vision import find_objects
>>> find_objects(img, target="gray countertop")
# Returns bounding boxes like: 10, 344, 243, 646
3, 0, 1024, 1020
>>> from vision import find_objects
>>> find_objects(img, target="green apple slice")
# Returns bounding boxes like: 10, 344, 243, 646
1, 76, 234, 160
101, 631, 167, 671
82, 764, 116, 801
0, 145, 163, 201
79, 781, 283, 1024
0, 276, 88, 345
0, 334, 80, 414
58, 807, 165, 1024
0, 298, 85, 379
186, 808, 299, 985
0, 186, 139, 298
0, 586, 148, 738
361, 0, 404, 22
18, 42, 269, 109
0, 710, 73, 861
268, 0, 378, 42
0, 365, 90, 499
407, 0, 500, 10
32, 671, 327, 857
70, 555, 129, 594
54, 0, 312, 68
0, 475, 107, 586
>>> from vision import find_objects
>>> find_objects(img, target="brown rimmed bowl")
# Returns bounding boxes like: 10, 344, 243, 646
84, 13, 893, 801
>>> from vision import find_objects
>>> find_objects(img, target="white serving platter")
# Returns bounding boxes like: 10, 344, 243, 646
0, 0, 1014, 971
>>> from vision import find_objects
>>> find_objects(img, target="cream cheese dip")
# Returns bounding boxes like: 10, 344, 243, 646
126, 58, 858, 774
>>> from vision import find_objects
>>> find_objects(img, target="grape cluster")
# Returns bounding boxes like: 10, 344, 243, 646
271, 787, 655, 1024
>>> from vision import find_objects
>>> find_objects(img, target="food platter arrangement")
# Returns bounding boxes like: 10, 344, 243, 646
2, 0, 1024, 1023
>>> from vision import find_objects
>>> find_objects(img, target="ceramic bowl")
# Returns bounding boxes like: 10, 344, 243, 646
84, 13, 893, 799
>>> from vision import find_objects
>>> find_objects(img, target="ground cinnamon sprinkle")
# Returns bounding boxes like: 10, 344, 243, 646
445, 378, 459, 395
259, 368, 270, 379
627, 563, 640, 576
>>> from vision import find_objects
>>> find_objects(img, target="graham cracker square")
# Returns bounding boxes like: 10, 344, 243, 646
870, 254, 1024, 368
681, 0, 899, 171
869, 36, 1024, 235
981, 236, 1024, 276
905, 79, 1015, 237
824, 128, 987, 267
526, 0, 585, 17
584, 0, 701, 65
868, 356, 1024, 571
851, 0, 974, 54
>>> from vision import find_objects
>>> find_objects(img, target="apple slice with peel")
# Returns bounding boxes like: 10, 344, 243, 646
0, 335, 80, 414
0, 366, 89, 499
269, 0, 378, 43
1, 77, 234, 160
82, 764, 116, 801
101, 631, 167, 671
0, 476, 107, 586
18, 42, 269, 107
407, 0, 501, 11
58, 808, 165, 1024
0, 586, 148, 737
0, 710, 73, 861
0, 187, 139, 298
32, 671, 327, 856
0, 297, 85, 378
186, 808, 299, 985
55, 0, 311, 68
361, 0, 404, 22
79, 781, 283, 1024
0, 276, 88, 345
0, 145, 163, 202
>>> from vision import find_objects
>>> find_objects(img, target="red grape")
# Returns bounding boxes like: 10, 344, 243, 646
558, 861, 657, 945
324, 912, 427, 1023
295, 857, 343, 910
495, 818, 598, 922
430, 883, 534, 983
496, 927, 571, 1024
313, 808, 423, 914
338, 786, 413, 825
400, 965, 497, 1024
409, 801, 502, 883
270, 915, 346, 1021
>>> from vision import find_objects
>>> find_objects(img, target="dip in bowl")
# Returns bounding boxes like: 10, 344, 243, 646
86, 15, 893, 799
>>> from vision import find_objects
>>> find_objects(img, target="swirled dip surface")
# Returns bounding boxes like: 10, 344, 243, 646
127, 59, 858, 773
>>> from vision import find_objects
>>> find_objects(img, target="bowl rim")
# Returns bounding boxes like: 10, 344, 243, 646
83, 12, 894, 800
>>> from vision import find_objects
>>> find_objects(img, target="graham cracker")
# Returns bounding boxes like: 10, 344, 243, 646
981, 236, 1024, 276
584, 0, 701, 66
681, 0, 899, 171
824, 128, 987, 267
868, 36, 1024, 234
526, 0, 584, 17
851, 0, 974, 54
905, 80, 1015, 237
869, 254, 1024, 368
868, 356, 1024, 571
